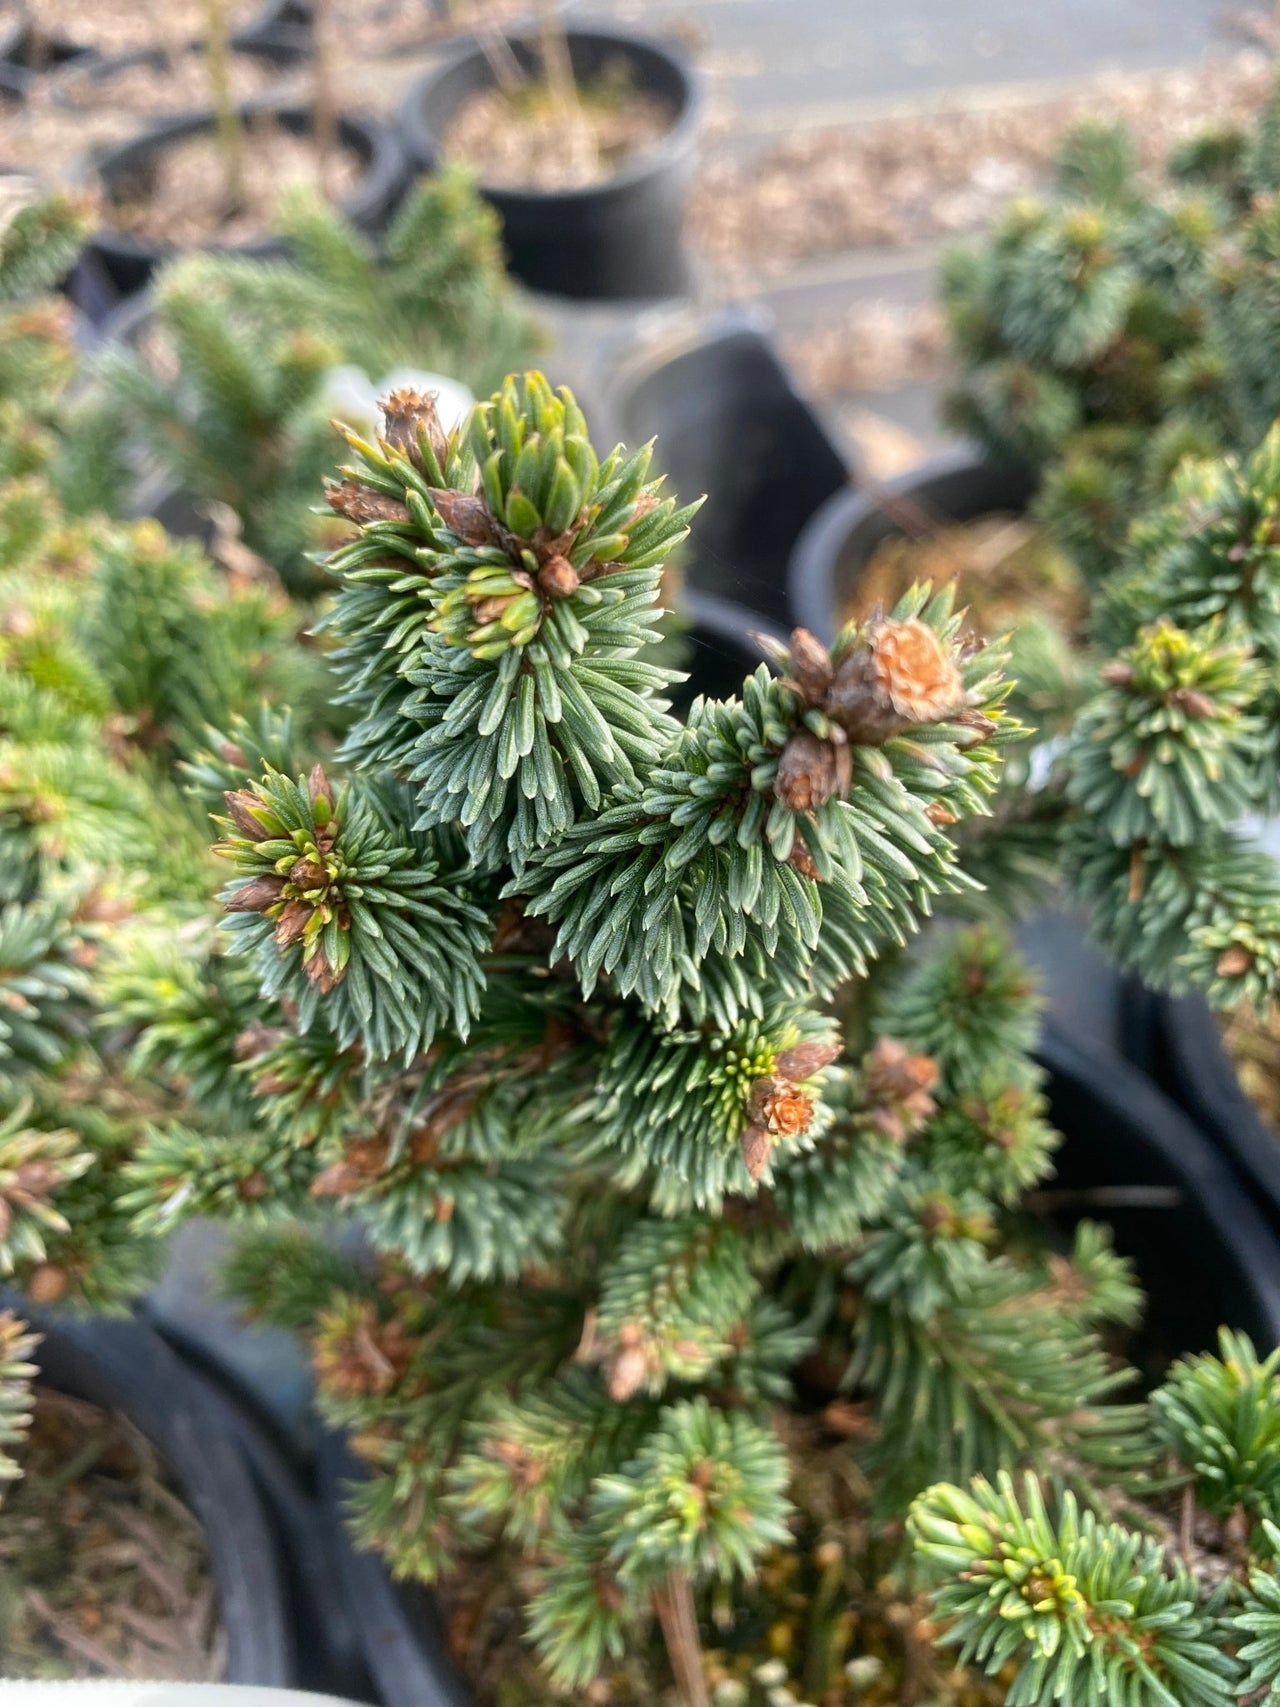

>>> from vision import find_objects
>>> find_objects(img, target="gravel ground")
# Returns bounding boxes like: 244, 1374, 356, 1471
689, 50, 1277, 283
782, 301, 948, 398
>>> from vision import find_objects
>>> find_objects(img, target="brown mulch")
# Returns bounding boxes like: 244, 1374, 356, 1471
0, 1386, 225, 1682
1222, 1004, 1280, 1134
0, 52, 300, 179
104, 118, 362, 246
832, 406, 930, 481
26, 0, 258, 56
836, 514, 1087, 638
54, 44, 298, 115
441, 83, 675, 192
783, 301, 948, 398
689, 51, 1277, 282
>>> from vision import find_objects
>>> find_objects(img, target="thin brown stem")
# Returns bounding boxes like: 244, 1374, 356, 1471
474, 0, 527, 97
652, 1571, 709, 1707
200, 0, 247, 217
310, 0, 338, 199
535, 0, 598, 178
1022, 1185, 1182, 1211
1179, 1483, 1195, 1565
536, 0, 577, 116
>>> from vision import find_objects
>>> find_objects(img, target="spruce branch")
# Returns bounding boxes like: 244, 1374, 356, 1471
1065, 618, 1262, 848
0, 1097, 91, 1276
873, 922, 1043, 1098
326, 374, 694, 870
1235, 1536, 1280, 1705
214, 766, 489, 1059
910, 1472, 1236, 1707
592, 1218, 759, 1402
529, 1399, 792, 1694
517, 589, 1017, 1028
0, 191, 92, 304
846, 1214, 1143, 1507
0, 900, 91, 1073
0, 1309, 37, 1486
447, 1370, 655, 1550
582, 1002, 840, 1212
1151, 1330, 1280, 1537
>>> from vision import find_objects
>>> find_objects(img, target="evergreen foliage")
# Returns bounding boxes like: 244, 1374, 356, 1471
0, 193, 336, 1324
911, 1334, 1280, 1706
0, 1310, 38, 1486
80, 370, 1278, 1706
1058, 424, 1280, 1010
941, 84, 1280, 583
7, 183, 1280, 1701
69, 173, 537, 590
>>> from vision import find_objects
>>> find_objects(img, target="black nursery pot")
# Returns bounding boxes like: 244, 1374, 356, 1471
1039, 1022, 1280, 1356
1130, 990, 1280, 1239
148, 1315, 377, 1702
318, 1432, 468, 1707
398, 25, 702, 301
674, 592, 785, 714
609, 318, 851, 631
81, 101, 407, 301
0, 22, 90, 72
0, 59, 29, 103
316, 1026, 1280, 1707
787, 446, 1040, 643
52, 35, 306, 110
232, 0, 313, 57
4, 1306, 297, 1687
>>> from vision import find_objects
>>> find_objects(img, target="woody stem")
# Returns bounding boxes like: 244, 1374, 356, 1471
652, 1570, 709, 1707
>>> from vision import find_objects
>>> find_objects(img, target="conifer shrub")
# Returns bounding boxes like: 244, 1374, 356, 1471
88, 375, 1280, 1705
68, 170, 537, 589
10, 179, 1280, 1707
941, 87, 1280, 588
0, 192, 339, 1387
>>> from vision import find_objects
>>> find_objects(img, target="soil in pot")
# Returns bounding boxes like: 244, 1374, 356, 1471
0, 51, 298, 180
104, 114, 362, 248
301, 0, 532, 58
440, 57, 676, 192
1219, 1003, 1280, 1134
838, 510, 1086, 641
25, 0, 258, 56
0, 1384, 226, 1681
55, 44, 297, 119
394, 1456, 1005, 1707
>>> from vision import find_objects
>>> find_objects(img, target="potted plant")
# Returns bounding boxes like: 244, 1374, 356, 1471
398, 17, 702, 300
3, 0, 266, 60
50, 38, 305, 135
77, 0, 404, 301
70, 170, 537, 588
0, 190, 356, 1688
786, 98, 1280, 643
0, 502, 313, 1684
94, 372, 1280, 1706
0, 488, 336, 1687
0, 1306, 295, 1684
1042, 424, 1280, 1235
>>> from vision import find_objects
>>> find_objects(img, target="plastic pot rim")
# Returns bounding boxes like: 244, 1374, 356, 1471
787, 444, 1039, 642
396, 21, 703, 206
0, 1303, 296, 1687
83, 99, 406, 264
